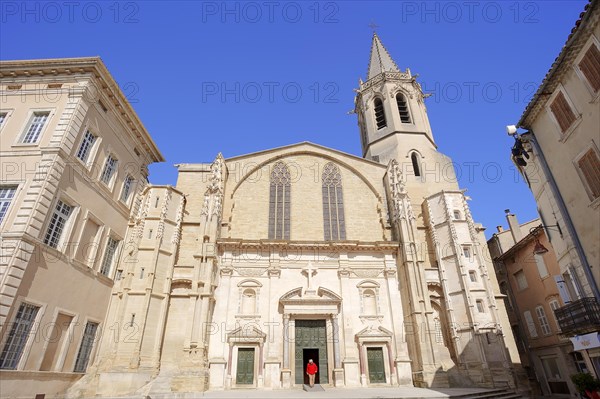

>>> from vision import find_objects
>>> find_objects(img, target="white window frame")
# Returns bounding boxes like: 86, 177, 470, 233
524, 310, 538, 338
16, 109, 53, 145
573, 35, 600, 100
0, 297, 46, 370
572, 141, 600, 205
0, 185, 18, 227
545, 85, 581, 142
99, 154, 118, 188
548, 299, 562, 332
534, 253, 549, 279
72, 317, 101, 373
75, 129, 99, 166
0, 108, 13, 132
119, 175, 134, 205
99, 236, 121, 278
43, 196, 78, 251
535, 305, 552, 335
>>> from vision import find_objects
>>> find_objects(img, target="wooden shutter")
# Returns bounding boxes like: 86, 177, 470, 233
549, 92, 576, 133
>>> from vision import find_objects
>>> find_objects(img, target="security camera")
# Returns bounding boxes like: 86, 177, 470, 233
506, 125, 518, 136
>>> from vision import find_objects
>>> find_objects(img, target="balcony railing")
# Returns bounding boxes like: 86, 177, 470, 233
554, 297, 600, 336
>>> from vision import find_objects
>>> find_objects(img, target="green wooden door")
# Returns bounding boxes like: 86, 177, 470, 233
236, 348, 255, 385
367, 347, 386, 383
295, 320, 328, 385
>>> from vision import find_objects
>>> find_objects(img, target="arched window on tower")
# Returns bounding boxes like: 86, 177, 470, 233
374, 98, 387, 130
322, 162, 346, 240
396, 93, 411, 123
411, 152, 421, 177
268, 161, 291, 239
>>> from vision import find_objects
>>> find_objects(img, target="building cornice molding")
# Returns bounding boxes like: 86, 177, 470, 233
518, 0, 599, 127
217, 238, 399, 252
0, 57, 164, 163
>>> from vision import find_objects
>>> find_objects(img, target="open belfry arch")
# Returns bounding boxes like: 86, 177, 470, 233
67, 34, 521, 396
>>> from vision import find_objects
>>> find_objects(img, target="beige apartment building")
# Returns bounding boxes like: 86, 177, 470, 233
0, 57, 163, 398
489, 211, 584, 396
65, 34, 524, 398
509, 0, 600, 370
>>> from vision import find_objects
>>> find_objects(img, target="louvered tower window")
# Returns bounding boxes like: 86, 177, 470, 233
396, 93, 411, 123
374, 98, 387, 129
322, 162, 346, 240
268, 162, 291, 239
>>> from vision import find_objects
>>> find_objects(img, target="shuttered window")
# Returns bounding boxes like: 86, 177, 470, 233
578, 43, 600, 93
577, 149, 600, 199
549, 91, 576, 133
374, 98, 387, 129
396, 93, 411, 123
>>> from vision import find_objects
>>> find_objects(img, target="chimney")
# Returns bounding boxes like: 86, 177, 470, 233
505, 209, 522, 244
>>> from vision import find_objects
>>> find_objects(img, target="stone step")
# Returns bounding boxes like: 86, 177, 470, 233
302, 383, 325, 392
450, 389, 522, 399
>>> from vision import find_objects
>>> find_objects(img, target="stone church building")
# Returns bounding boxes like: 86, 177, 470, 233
70, 34, 520, 396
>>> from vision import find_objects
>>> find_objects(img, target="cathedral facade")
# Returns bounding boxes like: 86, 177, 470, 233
71, 34, 520, 396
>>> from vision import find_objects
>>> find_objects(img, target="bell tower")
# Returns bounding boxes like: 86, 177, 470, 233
354, 33, 438, 169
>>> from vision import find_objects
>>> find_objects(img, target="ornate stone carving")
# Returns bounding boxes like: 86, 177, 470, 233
387, 159, 415, 222
351, 269, 382, 278
236, 268, 267, 277
171, 194, 186, 245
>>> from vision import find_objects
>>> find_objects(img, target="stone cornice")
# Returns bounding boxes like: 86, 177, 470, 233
0, 57, 164, 163
217, 238, 399, 252
518, 1, 599, 127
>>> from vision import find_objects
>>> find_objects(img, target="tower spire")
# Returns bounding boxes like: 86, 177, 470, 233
366, 33, 400, 80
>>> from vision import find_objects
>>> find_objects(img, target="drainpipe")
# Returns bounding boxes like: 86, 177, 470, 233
518, 129, 600, 302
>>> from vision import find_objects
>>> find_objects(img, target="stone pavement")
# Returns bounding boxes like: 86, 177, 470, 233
198, 387, 507, 398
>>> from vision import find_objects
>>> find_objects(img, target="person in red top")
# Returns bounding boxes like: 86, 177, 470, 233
306, 359, 318, 387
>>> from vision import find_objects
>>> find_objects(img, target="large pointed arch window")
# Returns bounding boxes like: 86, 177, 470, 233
322, 162, 346, 240
396, 93, 411, 123
268, 161, 291, 239
374, 98, 387, 130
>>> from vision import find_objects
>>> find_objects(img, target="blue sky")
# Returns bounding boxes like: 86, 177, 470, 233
0, 0, 589, 237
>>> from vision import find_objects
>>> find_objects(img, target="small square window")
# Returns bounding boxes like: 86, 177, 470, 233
453, 210, 461, 220
476, 300, 485, 313
469, 270, 477, 282
462, 246, 472, 258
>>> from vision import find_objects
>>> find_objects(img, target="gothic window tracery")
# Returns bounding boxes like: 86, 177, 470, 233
268, 161, 291, 239
322, 163, 346, 240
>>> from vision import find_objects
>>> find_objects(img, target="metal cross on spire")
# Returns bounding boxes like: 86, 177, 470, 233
368, 20, 379, 32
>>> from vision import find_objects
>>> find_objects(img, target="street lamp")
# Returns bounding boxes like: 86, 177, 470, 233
530, 225, 562, 255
